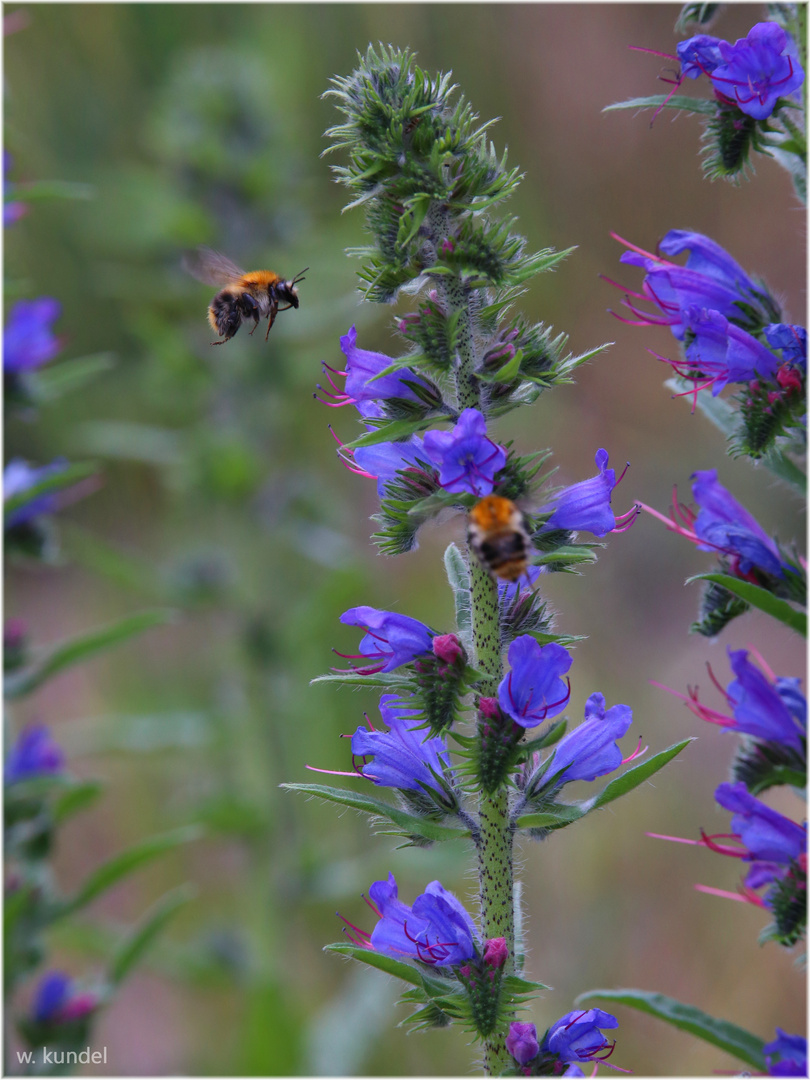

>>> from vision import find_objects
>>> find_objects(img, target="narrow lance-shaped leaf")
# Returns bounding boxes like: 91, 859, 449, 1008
280, 782, 468, 843
580, 738, 694, 813
57, 825, 202, 918
4, 609, 178, 699
324, 942, 433, 990
688, 573, 807, 637
574, 989, 767, 1072
108, 885, 195, 987
603, 95, 717, 115
444, 542, 472, 648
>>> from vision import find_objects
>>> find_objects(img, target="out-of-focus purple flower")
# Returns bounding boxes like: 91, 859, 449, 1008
708, 22, 805, 120
506, 1021, 540, 1065
682, 307, 780, 394
690, 469, 787, 578
4, 298, 62, 373
539, 449, 621, 537
499, 564, 546, 604
4, 458, 69, 529
338, 606, 434, 674
541, 1009, 619, 1064
677, 34, 724, 78
342, 872, 478, 967
5, 726, 64, 784
714, 782, 806, 868
497, 635, 572, 728
350, 695, 452, 794
547, 693, 634, 785
612, 230, 764, 343
764, 324, 807, 369
318, 325, 433, 407
765, 1029, 807, 1076
32, 972, 96, 1024
422, 409, 507, 497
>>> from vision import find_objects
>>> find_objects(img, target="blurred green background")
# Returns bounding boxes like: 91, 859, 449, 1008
4, 3, 806, 1075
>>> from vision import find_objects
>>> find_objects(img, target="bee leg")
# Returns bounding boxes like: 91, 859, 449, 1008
237, 293, 261, 336
264, 299, 279, 341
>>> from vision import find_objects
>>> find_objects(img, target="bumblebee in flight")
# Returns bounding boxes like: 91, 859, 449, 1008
184, 247, 307, 345
468, 495, 532, 583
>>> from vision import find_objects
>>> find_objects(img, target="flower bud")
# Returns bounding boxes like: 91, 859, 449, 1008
483, 937, 508, 968
506, 1021, 540, 1065
432, 633, 464, 667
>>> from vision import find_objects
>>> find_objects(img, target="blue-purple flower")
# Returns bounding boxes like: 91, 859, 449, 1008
613, 229, 765, 344
5, 726, 64, 784
682, 307, 780, 394
32, 971, 97, 1024
707, 22, 804, 120
714, 782, 806, 870
541, 1009, 619, 1064
677, 34, 725, 79
539, 449, 623, 537
506, 1021, 540, 1065
342, 872, 478, 967
422, 408, 507, 497
726, 650, 805, 752
546, 693, 634, 785
338, 606, 434, 674
321, 325, 433, 406
765, 1029, 807, 1076
690, 469, 787, 578
4, 298, 62, 373
497, 635, 572, 728
352, 435, 431, 498
350, 695, 452, 795
765, 324, 807, 369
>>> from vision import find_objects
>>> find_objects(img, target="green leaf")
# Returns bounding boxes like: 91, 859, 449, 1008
444, 542, 472, 646
574, 989, 767, 1071
310, 671, 414, 690
514, 804, 584, 831
580, 739, 694, 813
53, 780, 104, 824
58, 825, 202, 918
343, 416, 447, 451
688, 573, 807, 636
762, 448, 807, 497
324, 942, 428, 989
4, 461, 98, 523
33, 354, 116, 402
13, 179, 95, 202
531, 546, 598, 568
604, 94, 717, 116
108, 885, 195, 987
520, 719, 567, 755
476, 348, 524, 384
280, 783, 467, 843
4, 609, 178, 699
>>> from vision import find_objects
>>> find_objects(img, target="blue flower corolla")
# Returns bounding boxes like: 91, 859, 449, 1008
32, 971, 96, 1024
546, 693, 634, 785
4, 458, 69, 529
351, 695, 452, 794
677, 34, 725, 78
506, 1022, 540, 1065
338, 606, 434, 674
353, 435, 429, 498
5, 726, 65, 784
764, 323, 807, 369
422, 408, 507, 497
367, 872, 477, 966
617, 230, 761, 342
764, 1030, 807, 1076
541, 1009, 619, 1064
339, 324, 432, 404
497, 635, 573, 728
708, 22, 804, 120
775, 677, 807, 731
690, 469, 787, 578
4, 298, 62, 373
714, 782, 806, 868
683, 307, 780, 393
726, 649, 805, 752
499, 564, 546, 603
539, 449, 619, 537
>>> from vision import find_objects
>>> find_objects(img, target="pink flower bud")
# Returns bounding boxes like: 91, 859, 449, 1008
483, 937, 508, 968
432, 633, 464, 666
479, 697, 500, 720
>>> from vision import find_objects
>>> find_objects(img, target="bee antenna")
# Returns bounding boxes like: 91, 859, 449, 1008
291, 267, 309, 286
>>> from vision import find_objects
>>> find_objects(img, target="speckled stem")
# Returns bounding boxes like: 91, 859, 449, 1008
438, 263, 514, 1076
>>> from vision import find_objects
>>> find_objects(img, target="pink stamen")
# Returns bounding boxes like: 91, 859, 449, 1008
746, 645, 777, 683
694, 883, 768, 908
612, 504, 641, 533
627, 45, 679, 62
622, 736, 647, 765
305, 764, 362, 778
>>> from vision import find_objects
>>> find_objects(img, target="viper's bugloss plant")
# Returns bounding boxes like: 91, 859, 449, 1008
282, 44, 694, 1074
579, 4, 806, 1070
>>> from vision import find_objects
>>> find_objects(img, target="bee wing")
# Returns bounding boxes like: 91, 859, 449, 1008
182, 246, 245, 287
